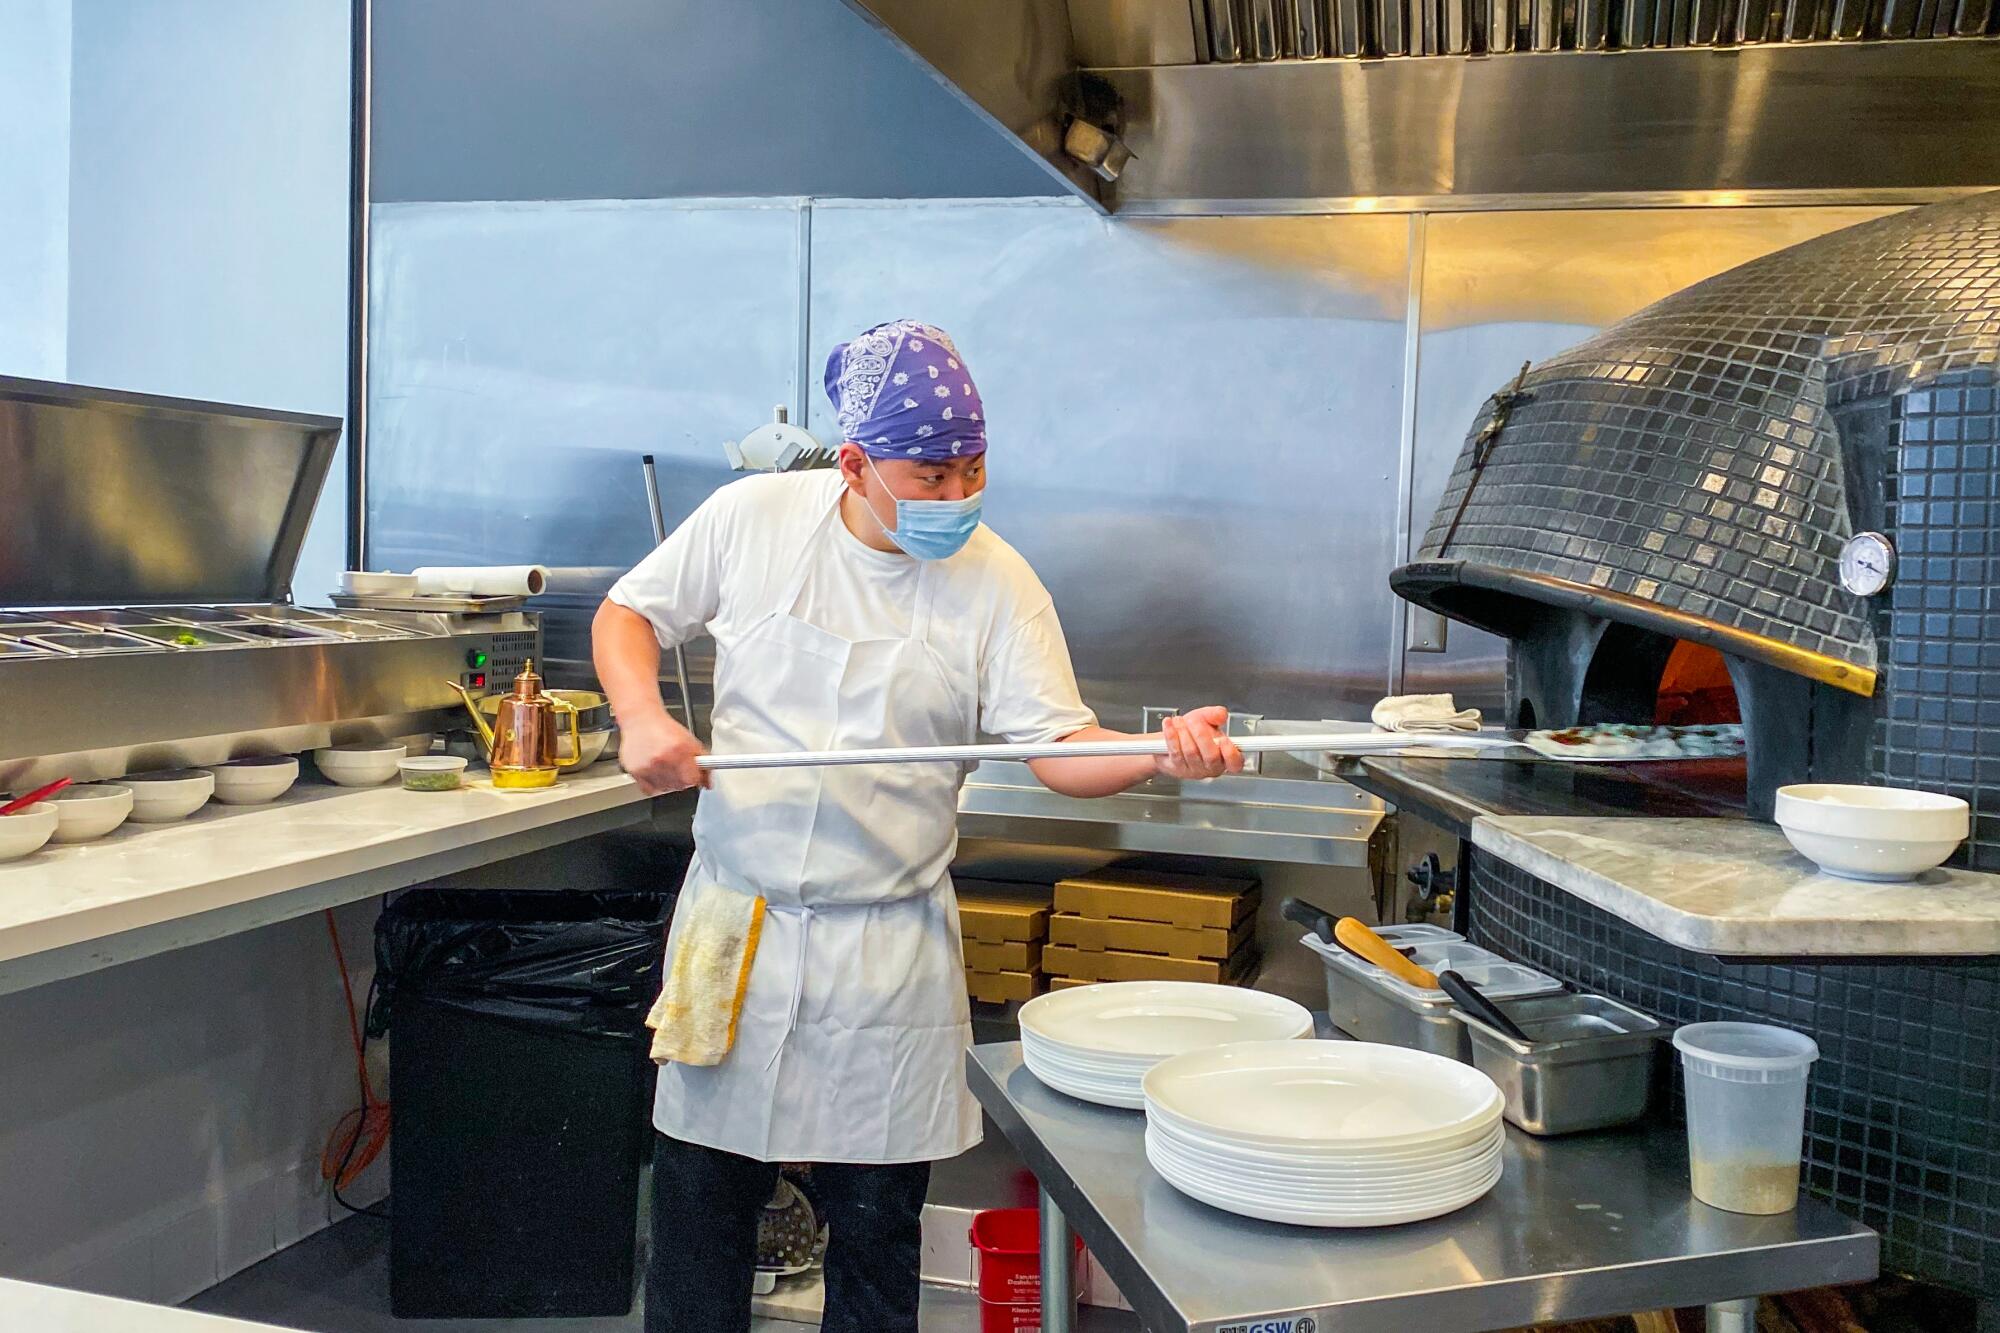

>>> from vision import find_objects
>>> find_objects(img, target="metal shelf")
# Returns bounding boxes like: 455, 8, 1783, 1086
956, 761, 1385, 868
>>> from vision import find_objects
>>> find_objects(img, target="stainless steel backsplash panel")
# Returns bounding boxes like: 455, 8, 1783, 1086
363, 195, 1904, 726
804, 200, 1411, 722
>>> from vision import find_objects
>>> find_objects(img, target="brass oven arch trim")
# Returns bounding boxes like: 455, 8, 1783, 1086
1392, 560, 1877, 697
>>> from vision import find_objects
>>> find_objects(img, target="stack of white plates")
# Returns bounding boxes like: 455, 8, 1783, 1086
1019, 982, 1314, 1109
1142, 1040, 1505, 1227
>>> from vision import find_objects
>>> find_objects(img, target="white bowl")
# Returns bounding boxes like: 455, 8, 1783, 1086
120, 769, 216, 823
340, 570, 418, 596
204, 756, 300, 805
47, 783, 134, 842
313, 745, 405, 787
1775, 784, 1969, 882
0, 805, 60, 860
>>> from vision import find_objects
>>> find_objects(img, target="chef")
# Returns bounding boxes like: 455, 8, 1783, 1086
593, 319, 1242, 1333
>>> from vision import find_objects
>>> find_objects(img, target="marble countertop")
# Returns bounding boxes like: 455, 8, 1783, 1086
0, 1278, 292, 1332
0, 767, 657, 995
1474, 816, 2000, 956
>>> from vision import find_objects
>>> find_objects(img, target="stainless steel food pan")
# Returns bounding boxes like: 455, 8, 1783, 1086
1454, 992, 1665, 1136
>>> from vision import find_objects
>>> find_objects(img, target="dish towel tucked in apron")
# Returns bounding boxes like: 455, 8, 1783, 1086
647, 885, 766, 1066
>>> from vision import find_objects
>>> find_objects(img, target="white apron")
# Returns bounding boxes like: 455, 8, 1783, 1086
652, 495, 982, 1163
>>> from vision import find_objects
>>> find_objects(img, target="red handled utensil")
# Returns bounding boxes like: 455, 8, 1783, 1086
0, 777, 72, 815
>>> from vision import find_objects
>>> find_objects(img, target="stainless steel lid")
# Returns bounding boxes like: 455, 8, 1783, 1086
0, 376, 341, 609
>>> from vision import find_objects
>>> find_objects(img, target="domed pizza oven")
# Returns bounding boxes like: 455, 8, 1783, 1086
1393, 192, 2000, 870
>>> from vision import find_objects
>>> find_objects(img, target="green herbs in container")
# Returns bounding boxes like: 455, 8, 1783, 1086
398, 756, 467, 792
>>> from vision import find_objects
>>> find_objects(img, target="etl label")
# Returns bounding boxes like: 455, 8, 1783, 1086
1217, 1319, 1318, 1333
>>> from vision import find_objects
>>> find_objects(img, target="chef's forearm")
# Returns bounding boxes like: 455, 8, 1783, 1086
592, 599, 675, 727
1026, 726, 1156, 798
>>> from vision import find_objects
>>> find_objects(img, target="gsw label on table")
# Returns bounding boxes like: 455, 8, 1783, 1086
1217, 1318, 1318, 1333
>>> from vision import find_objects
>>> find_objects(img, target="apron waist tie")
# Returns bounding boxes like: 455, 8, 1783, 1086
765, 904, 815, 1071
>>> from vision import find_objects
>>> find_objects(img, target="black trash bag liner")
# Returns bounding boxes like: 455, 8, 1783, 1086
371, 890, 670, 1045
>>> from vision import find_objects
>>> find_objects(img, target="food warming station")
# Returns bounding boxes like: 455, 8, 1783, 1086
0, 375, 539, 792
0, 376, 659, 1004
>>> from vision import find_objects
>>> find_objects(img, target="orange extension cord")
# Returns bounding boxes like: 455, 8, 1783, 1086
320, 908, 391, 1201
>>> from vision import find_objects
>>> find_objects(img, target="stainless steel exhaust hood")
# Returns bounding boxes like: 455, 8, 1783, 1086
839, 0, 2000, 212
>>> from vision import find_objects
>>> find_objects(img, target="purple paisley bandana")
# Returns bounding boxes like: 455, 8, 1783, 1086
824, 320, 987, 461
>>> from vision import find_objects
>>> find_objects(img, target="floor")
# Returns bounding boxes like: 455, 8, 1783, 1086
185, 1011, 1103, 1331
186, 1211, 1137, 1333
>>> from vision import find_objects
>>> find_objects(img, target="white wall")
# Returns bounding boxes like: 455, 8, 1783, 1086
65, 0, 352, 601
0, 907, 384, 1305
0, 0, 369, 1307
0, 0, 71, 379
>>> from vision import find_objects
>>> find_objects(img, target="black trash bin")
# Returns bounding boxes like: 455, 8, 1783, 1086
372, 888, 670, 1319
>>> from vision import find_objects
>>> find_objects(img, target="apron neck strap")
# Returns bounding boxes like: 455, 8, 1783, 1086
775, 490, 842, 611
780, 483, 943, 644
909, 555, 939, 640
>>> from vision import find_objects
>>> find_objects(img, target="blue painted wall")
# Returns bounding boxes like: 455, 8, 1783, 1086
65, 0, 352, 600
0, 0, 71, 379
369, 0, 1063, 203
2, 10, 380, 1307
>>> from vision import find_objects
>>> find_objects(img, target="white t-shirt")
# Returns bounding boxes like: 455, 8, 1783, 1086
608, 471, 1097, 744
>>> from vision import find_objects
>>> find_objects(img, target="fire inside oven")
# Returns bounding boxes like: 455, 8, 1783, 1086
1516, 628, 1740, 732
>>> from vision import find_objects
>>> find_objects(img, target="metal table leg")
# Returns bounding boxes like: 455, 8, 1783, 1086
1706, 1296, 1757, 1332
1040, 1184, 1077, 1333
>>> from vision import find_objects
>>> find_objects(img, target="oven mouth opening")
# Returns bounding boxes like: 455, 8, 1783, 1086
1578, 622, 1742, 730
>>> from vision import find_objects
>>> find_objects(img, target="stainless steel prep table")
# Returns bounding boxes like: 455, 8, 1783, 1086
967, 1043, 1877, 1333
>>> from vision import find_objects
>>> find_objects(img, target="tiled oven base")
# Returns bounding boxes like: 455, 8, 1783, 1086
1469, 848, 2000, 1297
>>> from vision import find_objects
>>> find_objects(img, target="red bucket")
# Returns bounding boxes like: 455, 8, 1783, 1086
969, 1207, 1083, 1308
971, 1208, 1044, 1304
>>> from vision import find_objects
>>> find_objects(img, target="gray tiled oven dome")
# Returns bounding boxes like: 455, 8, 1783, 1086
1394, 191, 2000, 696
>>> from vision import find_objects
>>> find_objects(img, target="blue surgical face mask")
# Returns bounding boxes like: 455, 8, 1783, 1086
864, 454, 983, 560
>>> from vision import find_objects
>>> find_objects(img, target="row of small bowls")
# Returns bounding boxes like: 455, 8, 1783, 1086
0, 742, 431, 861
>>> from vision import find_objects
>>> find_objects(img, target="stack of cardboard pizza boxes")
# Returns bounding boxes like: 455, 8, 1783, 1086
1041, 868, 1260, 990
957, 881, 1052, 1005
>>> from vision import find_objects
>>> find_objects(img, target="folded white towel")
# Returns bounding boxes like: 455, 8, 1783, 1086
647, 884, 765, 1067
1372, 694, 1482, 734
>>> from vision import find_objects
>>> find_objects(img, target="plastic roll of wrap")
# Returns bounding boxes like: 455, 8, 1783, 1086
411, 565, 549, 597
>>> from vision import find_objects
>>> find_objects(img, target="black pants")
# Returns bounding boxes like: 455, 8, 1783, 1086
645, 1132, 931, 1333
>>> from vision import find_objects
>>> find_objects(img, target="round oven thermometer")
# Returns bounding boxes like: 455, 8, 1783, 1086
1839, 532, 1896, 596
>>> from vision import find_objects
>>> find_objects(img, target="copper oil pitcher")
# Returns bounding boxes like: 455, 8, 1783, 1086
448, 660, 581, 789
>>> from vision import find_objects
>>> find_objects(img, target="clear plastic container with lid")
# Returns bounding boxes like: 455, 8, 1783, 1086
1673, 1021, 1819, 1214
